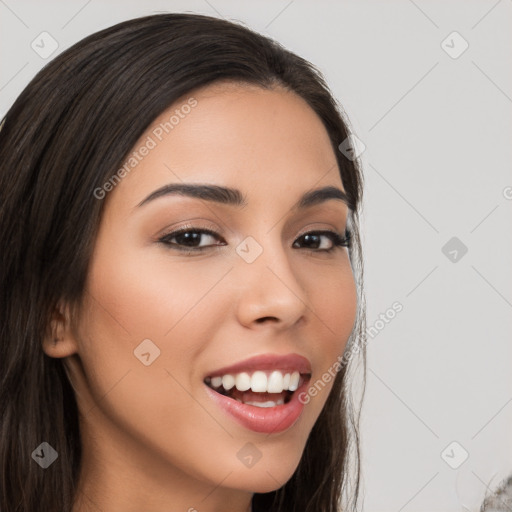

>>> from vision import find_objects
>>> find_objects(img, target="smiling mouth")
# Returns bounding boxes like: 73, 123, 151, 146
204, 370, 311, 408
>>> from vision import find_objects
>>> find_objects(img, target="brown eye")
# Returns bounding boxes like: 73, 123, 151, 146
159, 227, 226, 251
293, 230, 351, 252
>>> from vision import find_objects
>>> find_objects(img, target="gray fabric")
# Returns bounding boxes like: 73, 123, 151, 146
481, 475, 512, 512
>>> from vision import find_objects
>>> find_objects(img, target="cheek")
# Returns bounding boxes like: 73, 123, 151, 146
74, 246, 243, 480
308, 262, 357, 352
76, 238, 239, 401
82, 242, 234, 346
299, 261, 357, 412
76, 251, 239, 446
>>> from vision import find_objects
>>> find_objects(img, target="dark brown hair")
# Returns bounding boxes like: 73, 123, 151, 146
0, 12, 366, 511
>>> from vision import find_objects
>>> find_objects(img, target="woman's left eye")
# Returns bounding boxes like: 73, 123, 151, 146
292, 230, 351, 251
158, 227, 351, 253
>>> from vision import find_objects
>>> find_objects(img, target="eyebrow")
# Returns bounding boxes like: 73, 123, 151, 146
136, 183, 351, 210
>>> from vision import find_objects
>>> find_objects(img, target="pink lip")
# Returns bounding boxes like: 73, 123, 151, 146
205, 353, 312, 378
204, 378, 310, 434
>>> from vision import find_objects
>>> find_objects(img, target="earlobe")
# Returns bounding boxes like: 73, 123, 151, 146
42, 302, 79, 358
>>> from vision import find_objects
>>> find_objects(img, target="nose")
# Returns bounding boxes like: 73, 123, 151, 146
234, 235, 308, 330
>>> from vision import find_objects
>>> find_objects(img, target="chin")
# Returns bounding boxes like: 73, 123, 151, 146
220, 446, 304, 494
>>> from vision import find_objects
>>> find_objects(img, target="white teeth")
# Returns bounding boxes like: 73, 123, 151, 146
211, 376, 223, 388
267, 370, 284, 393
251, 371, 267, 392
235, 372, 251, 392
222, 374, 235, 390
289, 371, 300, 392
244, 399, 285, 408
208, 369, 305, 393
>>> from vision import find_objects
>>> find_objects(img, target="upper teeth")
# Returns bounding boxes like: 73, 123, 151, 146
209, 370, 302, 393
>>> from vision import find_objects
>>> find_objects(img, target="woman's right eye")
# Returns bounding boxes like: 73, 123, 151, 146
158, 227, 226, 252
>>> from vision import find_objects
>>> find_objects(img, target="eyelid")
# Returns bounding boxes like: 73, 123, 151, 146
157, 220, 222, 240
294, 223, 347, 241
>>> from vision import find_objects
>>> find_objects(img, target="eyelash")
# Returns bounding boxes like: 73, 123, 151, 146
158, 225, 352, 253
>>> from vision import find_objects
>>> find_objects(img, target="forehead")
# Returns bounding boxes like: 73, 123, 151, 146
105, 82, 344, 213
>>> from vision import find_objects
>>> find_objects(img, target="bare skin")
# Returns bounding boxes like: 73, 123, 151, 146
43, 82, 357, 512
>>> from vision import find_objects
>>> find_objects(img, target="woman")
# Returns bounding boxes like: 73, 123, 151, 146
0, 13, 366, 512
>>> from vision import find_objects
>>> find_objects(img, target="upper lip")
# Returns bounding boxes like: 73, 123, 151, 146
205, 353, 312, 378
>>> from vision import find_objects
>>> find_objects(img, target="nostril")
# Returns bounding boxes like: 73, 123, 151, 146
255, 316, 278, 323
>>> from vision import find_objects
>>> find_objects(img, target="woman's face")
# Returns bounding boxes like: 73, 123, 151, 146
62, 82, 357, 508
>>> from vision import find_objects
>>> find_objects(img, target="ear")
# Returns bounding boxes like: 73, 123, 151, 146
42, 301, 79, 358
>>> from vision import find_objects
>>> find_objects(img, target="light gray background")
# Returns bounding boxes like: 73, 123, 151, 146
1, 1, 511, 511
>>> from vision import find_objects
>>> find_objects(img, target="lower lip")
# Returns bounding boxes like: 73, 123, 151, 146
204, 380, 309, 434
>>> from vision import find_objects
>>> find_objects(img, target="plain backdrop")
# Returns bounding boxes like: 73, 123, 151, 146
1, 1, 511, 511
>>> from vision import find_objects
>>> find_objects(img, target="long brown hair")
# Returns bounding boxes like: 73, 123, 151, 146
0, 13, 366, 511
